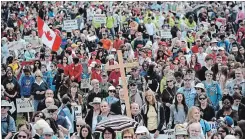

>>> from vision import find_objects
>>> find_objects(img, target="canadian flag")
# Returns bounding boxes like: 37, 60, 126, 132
37, 16, 61, 51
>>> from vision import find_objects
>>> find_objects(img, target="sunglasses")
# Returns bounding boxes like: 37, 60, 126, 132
109, 90, 116, 93
48, 110, 56, 113
136, 133, 145, 136
199, 97, 207, 100
130, 84, 136, 86
218, 130, 226, 133
35, 114, 43, 118
116, 87, 121, 89
184, 79, 191, 81
223, 101, 230, 105
44, 134, 52, 137
18, 135, 27, 138
76, 125, 82, 127
166, 80, 173, 83
36, 76, 41, 78
1, 106, 8, 109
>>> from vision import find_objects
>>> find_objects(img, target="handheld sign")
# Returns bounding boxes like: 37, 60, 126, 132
80, 78, 91, 89
63, 20, 78, 32
160, 30, 172, 39
16, 98, 34, 113
105, 50, 139, 117
208, 122, 218, 134
93, 14, 106, 24
74, 105, 82, 119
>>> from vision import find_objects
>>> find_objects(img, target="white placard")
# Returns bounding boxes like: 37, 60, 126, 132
93, 14, 106, 24
150, 129, 175, 139
16, 98, 34, 113
80, 78, 91, 89
74, 105, 82, 119
9, 101, 16, 114
160, 30, 172, 38
63, 20, 78, 32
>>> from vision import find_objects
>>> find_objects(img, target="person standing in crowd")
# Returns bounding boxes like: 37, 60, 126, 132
168, 93, 188, 129
202, 70, 222, 111
1, 99, 16, 139
141, 89, 164, 138
198, 93, 215, 121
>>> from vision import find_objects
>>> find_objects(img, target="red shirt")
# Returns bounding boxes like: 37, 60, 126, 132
113, 39, 124, 50
57, 64, 69, 75
91, 71, 102, 82
108, 70, 121, 87
68, 63, 83, 82
208, 53, 217, 61
88, 59, 101, 67
191, 45, 199, 54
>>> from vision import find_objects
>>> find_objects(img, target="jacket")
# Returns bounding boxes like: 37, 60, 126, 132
141, 102, 165, 131
68, 63, 83, 82
30, 80, 49, 100
110, 100, 127, 115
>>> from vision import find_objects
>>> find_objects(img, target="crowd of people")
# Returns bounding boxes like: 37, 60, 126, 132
1, 1, 245, 139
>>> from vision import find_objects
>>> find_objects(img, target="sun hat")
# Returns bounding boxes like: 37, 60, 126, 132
210, 39, 218, 43
195, 83, 205, 90
107, 54, 115, 60
135, 126, 150, 134
43, 127, 54, 135
89, 97, 102, 106
1, 100, 12, 108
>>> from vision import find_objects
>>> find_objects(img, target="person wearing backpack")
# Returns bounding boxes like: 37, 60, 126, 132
1, 99, 16, 139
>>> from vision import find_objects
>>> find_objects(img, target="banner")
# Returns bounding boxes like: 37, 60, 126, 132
208, 122, 218, 134
93, 14, 106, 24
160, 30, 172, 38
16, 98, 34, 113
80, 78, 91, 89
63, 20, 78, 31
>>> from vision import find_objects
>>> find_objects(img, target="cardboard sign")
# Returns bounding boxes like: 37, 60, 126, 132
74, 105, 82, 119
63, 20, 78, 32
93, 14, 106, 24
16, 98, 34, 113
160, 30, 172, 38
80, 78, 91, 89
208, 122, 218, 134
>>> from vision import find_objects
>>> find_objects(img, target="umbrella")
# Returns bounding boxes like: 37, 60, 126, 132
95, 115, 139, 132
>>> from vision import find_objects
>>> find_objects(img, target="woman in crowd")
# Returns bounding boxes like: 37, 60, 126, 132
72, 118, 86, 137
168, 93, 188, 129
16, 130, 31, 139
57, 55, 69, 75
216, 95, 239, 122
33, 60, 41, 73
64, 82, 83, 106
57, 76, 71, 102
141, 89, 164, 138
188, 54, 201, 72
79, 124, 93, 139
198, 93, 215, 121
102, 127, 116, 139
45, 117, 64, 138
186, 106, 212, 137
30, 70, 49, 111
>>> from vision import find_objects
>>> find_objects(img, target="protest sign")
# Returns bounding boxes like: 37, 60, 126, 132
80, 78, 91, 89
93, 14, 106, 24
63, 20, 78, 31
150, 129, 175, 139
9, 101, 16, 114
208, 122, 218, 134
24, 36, 32, 42
16, 98, 34, 113
74, 105, 82, 119
160, 30, 172, 38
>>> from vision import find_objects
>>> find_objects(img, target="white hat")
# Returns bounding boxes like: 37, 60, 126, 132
211, 47, 218, 50
135, 126, 150, 134
89, 97, 102, 106
232, 47, 238, 52
108, 86, 116, 90
218, 47, 225, 51
107, 54, 115, 60
43, 127, 54, 135
210, 39, 218, 43
1, 100, 12, 108
195, 83, 205, 90
175, 127, 188, 136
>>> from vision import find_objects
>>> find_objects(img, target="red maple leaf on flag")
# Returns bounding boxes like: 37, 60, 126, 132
45, 31, 53, 41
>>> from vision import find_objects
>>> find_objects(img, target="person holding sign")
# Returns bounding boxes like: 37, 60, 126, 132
1, 99, 16, 139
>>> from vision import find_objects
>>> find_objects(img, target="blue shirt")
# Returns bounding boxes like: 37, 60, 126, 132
200, 119, 211, 135
20, 75, 35, 97
177, 87, 197, 108
1, 115, 16, 136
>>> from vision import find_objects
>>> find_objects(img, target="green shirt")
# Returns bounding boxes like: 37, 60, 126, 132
106, 16, 114, 29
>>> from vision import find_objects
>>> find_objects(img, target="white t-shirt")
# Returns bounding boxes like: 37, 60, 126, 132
145, 23, 155, 36
197, 52, 207, 67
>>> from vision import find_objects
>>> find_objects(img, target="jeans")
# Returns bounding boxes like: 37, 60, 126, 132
33, 99, 41, 112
